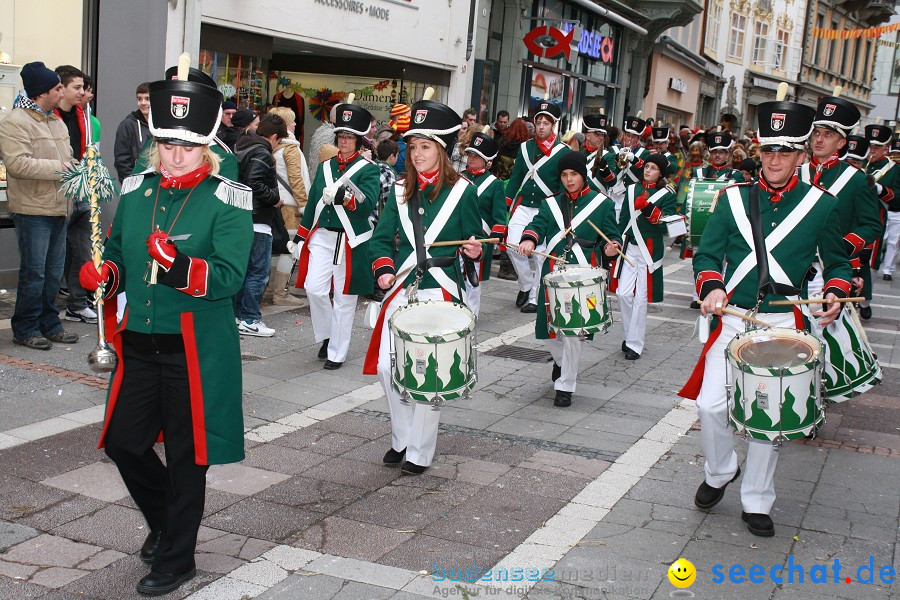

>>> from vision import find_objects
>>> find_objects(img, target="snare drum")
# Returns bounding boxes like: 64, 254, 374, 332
389, 300, 477, 405
811, 301, 882, 402
543, 266, 611, 337
685, 179, 731, 249
726, 327, 824, 443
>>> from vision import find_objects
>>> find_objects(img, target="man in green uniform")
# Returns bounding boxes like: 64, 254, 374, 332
679, 97, 851, 538
649, 123, 679, 178
582, 111, 619, 196
695, 130, 745, 183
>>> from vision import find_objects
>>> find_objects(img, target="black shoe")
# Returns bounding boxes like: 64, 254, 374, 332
323, 360, 343, 370
694, 467, 741, 510
621, 341, 628, 352
317, 338, 330, 359
383, 447, 406, 465
624, 349, 640, 360
554, 390, 572, 407
884, 274, 893, 281
515, 290, 529, 307
859, 305, 872, 320
551, 362, 561, 382
690, 301, 701, 309
46, 330, 78, 344
520, 302, 537, 313
136, 569, 196, 596
139, 530, 163, 566
401, 461, 427, 475
742, 511, 775, 537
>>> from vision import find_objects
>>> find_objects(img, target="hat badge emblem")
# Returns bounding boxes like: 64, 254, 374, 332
771, 113, 786, 132
171, 95, 190, 119
823, 104, 836, 117
474, 138, 482, 146
873, 127, 880, 136
849, 141, 857, 150
342, 110, 352, 122
414, 109, 428, 124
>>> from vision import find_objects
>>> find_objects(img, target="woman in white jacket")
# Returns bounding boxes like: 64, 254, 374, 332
267, 106, 310, 304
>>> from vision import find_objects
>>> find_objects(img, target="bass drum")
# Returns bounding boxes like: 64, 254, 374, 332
685, 179, 731, 249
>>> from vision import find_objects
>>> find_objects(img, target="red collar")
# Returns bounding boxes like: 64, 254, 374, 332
417, 169, 440, 191
709, 163, 731, 171
811, 154, 840, 171
584, 143, 598, 153
537, 134, 556, 156
758, 172, 799, 203
159, 163, 211, 189
337, 151, 360, 171
566, 186, 591, 201
641, 180, 659, 189
467, 167, 486, 177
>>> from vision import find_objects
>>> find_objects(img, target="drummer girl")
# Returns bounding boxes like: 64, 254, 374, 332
364, 92, 484, 475
613, 154, 677, 360
517, 152, 621, 407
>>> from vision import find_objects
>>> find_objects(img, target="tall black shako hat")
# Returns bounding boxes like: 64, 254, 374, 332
623, 114, 646, 136
844, 134, 869, 161
708, 131, 734, 151
534, 100, 562, 123
813, 89, 860, 137
582, 113, 608, 134
164, 65, 218, 89
333, 93, 373, 137
148, 81, 223, 147
651, 125, 670, 144
465, 127, 499, 162
404, 88, 461, 157
891, 136, 900, 154
865, 123, 893, 146
756, 101, 814, 152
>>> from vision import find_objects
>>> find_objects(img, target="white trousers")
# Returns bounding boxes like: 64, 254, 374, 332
305, 229, 358, 363
881, 211, 900, 275
616, 244, 649, 354
507, 205, 545, 303
697, 312, 795, 514
547, 336, 582, 393
377, 287, 443, 467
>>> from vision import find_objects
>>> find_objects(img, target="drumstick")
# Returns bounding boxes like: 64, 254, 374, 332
387, 265, 415, 287
767, 297, 865, 306
722, 307, 772, 328
586, 220, 635, 267
506, 242, 568, 264
426, 238, 500, 247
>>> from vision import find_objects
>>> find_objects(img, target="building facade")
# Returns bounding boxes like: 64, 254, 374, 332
868, 13, 900, 127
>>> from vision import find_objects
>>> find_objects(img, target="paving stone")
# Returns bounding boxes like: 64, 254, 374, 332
41, 460, 129, 502
261, 545, 322, 571
0, 479, 76, 522
301, 457, 402, 492
75, 548, 126, 571
490, 467, 588, 502
29, 566, 89, 588
305, 555, 417, 589
545, 552, 663, 600
206, 463, 291, 496
61, 554, 216, 600
240, 537, 278, 560
462, 485, 567, 524
51, 504, 146, 553
2, 533, 101, 568
203, 488, 246, 517
0, 575, 47, 599
229, 557, 288, 587
517, 449, 611, 480
438, 406, 506, 430
273, 428, 371, 455
258, 573, 395, 600
292, 516, 412, 562
241, 443, 330, 475
16, 493, 107, 531
0, 557, 40, 579
0, 521, 40, 552
203, 497, 320, 542
379, 534, 507, 574
0, 424, 104, 482
580, 521, 688, 564
256, 476, 367, 514
427, 456, 512, 486
423, 509, 537, 552
185, 575, 268, 600
195, 552, 245, 574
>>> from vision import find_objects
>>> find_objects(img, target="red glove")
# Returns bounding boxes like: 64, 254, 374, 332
147, 231, 177, 270
79, 260, 111, 292
634, 195, 649, 210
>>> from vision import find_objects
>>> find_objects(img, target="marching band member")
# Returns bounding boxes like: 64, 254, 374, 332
506, 100, 571, 314
582, 111, 619, 196
365, 94, 483, 475
517, 152, 621, 407
463, 127, 507, 316
696, 130, 745, 183
802, 93, 881, 300
861, 124, 900, 316
613, 154, 676, 360
292, 99, 379, 369
679, 96, 852, 538
650, 123, 679, 178
79, 74, 253, 595
842, 133, 869, 169
617, 114, 651, 187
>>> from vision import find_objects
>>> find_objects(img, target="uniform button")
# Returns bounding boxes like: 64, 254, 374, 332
145, 300, 151, 306
146, 318, 151, 325
160, 206, 166, 212
193, 289, 201, 295
771, 222, 777, 227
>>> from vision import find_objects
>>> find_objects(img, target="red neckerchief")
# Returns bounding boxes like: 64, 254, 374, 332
709, 162, 731, 171
566, 186, 591, 201
690, 160, 704, 167
417, 169, 439, 191
640, 180, 659, 200
337, 151, 360, 172
758, 172, 799, 203
537, 134, 556, 157
159, 163, 211, 189
810, 154, 840, 185
584, 143, 598, 153
467, 167, 486, 177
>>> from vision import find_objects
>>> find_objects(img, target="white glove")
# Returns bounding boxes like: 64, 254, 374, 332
286, 240, 297, 254
321, 186, 335, 205
624, 150, 634, 163
876, 183, 884, 195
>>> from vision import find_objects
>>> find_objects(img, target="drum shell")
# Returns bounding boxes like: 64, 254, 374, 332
543, 266, 611, 336
686, 179, 730, 249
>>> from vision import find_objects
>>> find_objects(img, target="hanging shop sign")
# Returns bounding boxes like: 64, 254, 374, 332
522, 23, 615, 65
669, 78, 688, 93
560, 24, 615, 64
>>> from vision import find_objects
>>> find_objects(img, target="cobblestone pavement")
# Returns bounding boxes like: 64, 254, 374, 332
0, 252, 898, 599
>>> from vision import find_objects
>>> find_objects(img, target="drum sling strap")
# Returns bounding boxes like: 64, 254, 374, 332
748, 185, 802, 304
409, 189, 465, 298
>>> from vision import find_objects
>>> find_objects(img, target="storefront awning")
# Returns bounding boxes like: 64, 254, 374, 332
567, 0, 648, 36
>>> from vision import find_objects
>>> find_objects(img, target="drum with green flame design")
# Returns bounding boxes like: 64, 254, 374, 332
810, 303, 882, 402
726, 327, 824, 442
544, 266, 611, 337
389, 300, 477, 404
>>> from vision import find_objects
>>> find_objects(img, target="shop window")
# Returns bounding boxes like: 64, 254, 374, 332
751, 21, 768, 66
200, 50, 268, 112
705, 2, 722, 53
728, 12, 747, 61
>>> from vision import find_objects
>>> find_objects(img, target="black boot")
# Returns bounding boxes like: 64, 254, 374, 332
554, 390, 572, 407
139, 530, 163, 566
741, 511, 775, 537
694, 467, 741, 509
551, 363, 561, 382
136, 569, 197, 596
318, 338, 330, 359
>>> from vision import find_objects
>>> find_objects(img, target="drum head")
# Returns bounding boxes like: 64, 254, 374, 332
391, 301, 474, 336
732, 331, 819, 369
544, 266, 607, 285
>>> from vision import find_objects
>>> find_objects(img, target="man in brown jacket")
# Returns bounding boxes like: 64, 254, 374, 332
0, 61, 79, 349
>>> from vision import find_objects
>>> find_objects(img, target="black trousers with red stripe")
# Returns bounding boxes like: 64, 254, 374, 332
103, 339, 208, 574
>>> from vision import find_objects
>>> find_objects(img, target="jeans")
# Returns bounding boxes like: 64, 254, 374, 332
11, 213, 67, 340
64, 204, 93, 311
235, 232, 272, 322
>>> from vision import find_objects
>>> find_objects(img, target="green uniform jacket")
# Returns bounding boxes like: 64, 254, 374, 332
861, 157, 900, 294
585, 148, 618, 194
132, 137, 238, 181
617, 145, 652, 185
466, 170, 507, 281
521, 188, 621, 339
615, 182, 677, 302
98, 170, 254, 465
295, 154, 379, 296
506, 138, 571, 209
663, 151, 679, 177
693, 181, 852, 312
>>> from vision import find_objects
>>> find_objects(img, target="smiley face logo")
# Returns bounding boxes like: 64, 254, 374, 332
668, 559, 696, 588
